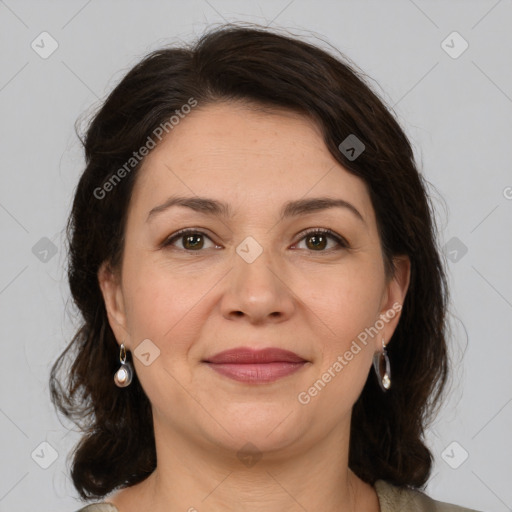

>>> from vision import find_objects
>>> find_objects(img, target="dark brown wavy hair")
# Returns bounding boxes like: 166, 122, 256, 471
50, 24, 449, 500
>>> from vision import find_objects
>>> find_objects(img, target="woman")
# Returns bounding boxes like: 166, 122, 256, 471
50, 24, 482, 512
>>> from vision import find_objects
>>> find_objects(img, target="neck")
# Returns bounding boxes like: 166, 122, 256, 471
127, 417, 370, 512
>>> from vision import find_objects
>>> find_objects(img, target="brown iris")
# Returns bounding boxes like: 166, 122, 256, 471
305, 233, 327, 250
183, 234, 204, 250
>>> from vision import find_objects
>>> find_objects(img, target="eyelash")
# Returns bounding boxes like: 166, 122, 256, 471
297, 228, 349, 251
161, 227, 349, 252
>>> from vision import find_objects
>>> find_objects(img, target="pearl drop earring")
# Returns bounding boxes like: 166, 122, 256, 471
114, 343, 133, 387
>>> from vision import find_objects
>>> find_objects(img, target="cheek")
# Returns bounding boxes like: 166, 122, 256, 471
120, 259, 211, 405
298, 268, 383, 416
121, 257, 213, 346
299, 261, 385, 345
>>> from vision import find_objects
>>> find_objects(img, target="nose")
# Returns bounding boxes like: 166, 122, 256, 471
219, 247, 296, 325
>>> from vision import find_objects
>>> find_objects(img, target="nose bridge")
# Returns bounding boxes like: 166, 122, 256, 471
220, 235, 294, 322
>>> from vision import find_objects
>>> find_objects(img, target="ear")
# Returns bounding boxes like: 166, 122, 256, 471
97, 260, 128, 347
376, 255, 410, 350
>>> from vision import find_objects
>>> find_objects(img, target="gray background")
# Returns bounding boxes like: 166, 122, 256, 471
0, 1, 511, 511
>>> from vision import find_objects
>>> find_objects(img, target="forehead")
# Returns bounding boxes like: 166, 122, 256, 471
130, 102, 373, 219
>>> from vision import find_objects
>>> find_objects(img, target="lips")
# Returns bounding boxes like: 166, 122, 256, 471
204, 347, 306, 364
203, 347, 308, 383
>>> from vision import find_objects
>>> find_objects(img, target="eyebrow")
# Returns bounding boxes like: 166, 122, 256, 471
146, 195, 365, 223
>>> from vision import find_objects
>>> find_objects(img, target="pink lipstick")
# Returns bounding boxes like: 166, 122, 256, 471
203, 347, 307, 383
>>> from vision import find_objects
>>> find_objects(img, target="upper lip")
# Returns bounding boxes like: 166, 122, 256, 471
204, 347, 307, 364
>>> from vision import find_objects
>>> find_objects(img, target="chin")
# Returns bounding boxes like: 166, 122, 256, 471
203, 405, 305, 455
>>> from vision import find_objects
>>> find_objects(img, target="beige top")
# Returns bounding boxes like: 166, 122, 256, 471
74, 479, 483, 511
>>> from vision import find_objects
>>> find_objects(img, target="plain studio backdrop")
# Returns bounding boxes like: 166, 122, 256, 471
0, 1, 511, 511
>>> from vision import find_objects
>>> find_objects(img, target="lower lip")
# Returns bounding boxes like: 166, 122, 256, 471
204, 362, 306, 383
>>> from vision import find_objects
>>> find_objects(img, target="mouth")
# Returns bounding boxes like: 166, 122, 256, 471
202, 347, 308, 383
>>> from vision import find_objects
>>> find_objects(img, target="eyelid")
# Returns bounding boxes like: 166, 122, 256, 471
161, 228, 220, 250
293, 227, 350, 249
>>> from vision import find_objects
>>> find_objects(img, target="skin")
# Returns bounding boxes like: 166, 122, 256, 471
98, 101, 410, 512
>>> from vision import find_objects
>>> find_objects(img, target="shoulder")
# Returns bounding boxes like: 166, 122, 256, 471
374, 479, 484, 512
74, 503, 119, 512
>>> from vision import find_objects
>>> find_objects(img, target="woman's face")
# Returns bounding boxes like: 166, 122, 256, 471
99, 101, 409, 457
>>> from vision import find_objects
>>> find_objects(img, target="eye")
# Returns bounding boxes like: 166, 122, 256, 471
161, 228, 348, 252
162, 229, 220, 251
293, 228, 349, 252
